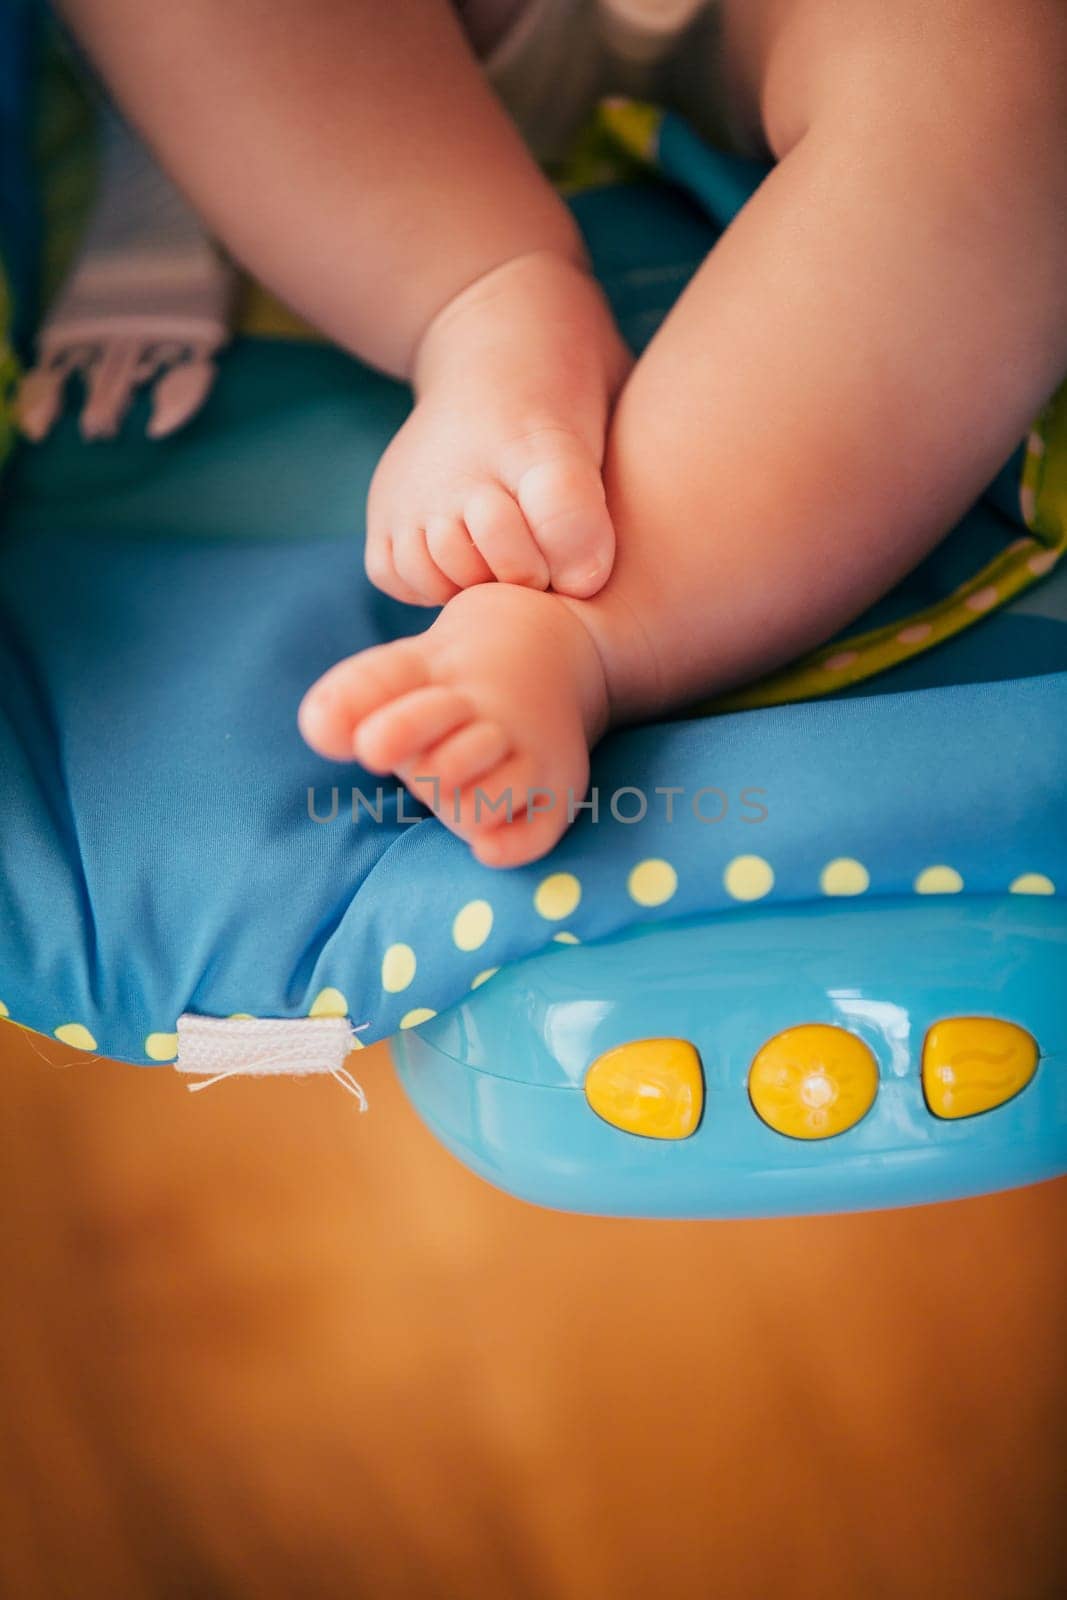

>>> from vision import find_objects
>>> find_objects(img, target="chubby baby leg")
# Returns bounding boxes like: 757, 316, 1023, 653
62, 0, 629, 601
302, 0, 1067, 865
575, 0, 1067, 721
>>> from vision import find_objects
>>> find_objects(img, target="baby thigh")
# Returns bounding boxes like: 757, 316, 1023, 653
582, 0, 1067, 716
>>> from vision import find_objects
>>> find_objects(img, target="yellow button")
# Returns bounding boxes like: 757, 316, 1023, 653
585, 1038, 703, 1140
749, 1024, 878, 1139
922, 1017, 1038, 1120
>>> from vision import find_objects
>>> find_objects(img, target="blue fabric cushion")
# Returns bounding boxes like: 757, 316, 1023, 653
2, 131, 1066, 1061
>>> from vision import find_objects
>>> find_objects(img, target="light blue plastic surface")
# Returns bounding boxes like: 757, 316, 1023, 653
393, 897, 1067, 1216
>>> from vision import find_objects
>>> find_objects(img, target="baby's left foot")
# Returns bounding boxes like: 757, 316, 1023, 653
298, 582, 612, 867
365, 250, 631, 606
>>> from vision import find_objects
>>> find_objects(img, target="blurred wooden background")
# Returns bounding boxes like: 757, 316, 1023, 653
1, 1020, 1064, 1600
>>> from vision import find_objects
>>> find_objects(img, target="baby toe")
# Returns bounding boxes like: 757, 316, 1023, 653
413, 719, 511, 798
472, 801, 569, 868
452, 749, 544, 839
354, 685, 474, 774
299, 640, 430, 757
296, 685, 363, 762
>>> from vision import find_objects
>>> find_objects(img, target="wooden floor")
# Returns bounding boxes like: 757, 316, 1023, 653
1, 1021, 1064, 1600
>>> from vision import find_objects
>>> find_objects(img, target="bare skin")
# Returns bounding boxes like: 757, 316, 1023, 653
302, 0, 1067, 865
65, 0, 1067, 867
60, 0, 630, 601
369, 250, 629, 604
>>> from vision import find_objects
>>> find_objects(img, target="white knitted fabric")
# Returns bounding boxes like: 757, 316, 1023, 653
175, 1015, 367, 1106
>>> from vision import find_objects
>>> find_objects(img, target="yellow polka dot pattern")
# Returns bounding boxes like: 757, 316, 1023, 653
381, 943, 416, 993
1010, 872, 1055, 895
384, 849, 1058, 1032
534, 872, 582, 920
21, 826, 1060, 1062
309, 986, 348, 1018
400, 1007, 437, 1030
819, 858, 870, 897
914, 865, 964, 895
54, 1022, 96, 1051
145, 1031, 178, 1061
723, 855, 774, 902
627, 858, 678, 907
452, 899, 494, 952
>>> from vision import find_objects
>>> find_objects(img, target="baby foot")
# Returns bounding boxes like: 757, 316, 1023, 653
365, 250, 631, 607
298, 583, 612, 867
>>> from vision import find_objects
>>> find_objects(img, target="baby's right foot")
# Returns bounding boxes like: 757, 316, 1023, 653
365, 250, 631, 607
299, 581, 613, 867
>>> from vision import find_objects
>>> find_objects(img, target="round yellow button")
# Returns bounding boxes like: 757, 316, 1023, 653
749, 1024, 878, 1139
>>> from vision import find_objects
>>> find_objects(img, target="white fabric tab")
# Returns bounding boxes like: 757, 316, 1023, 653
175, 1015, 367, 1106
